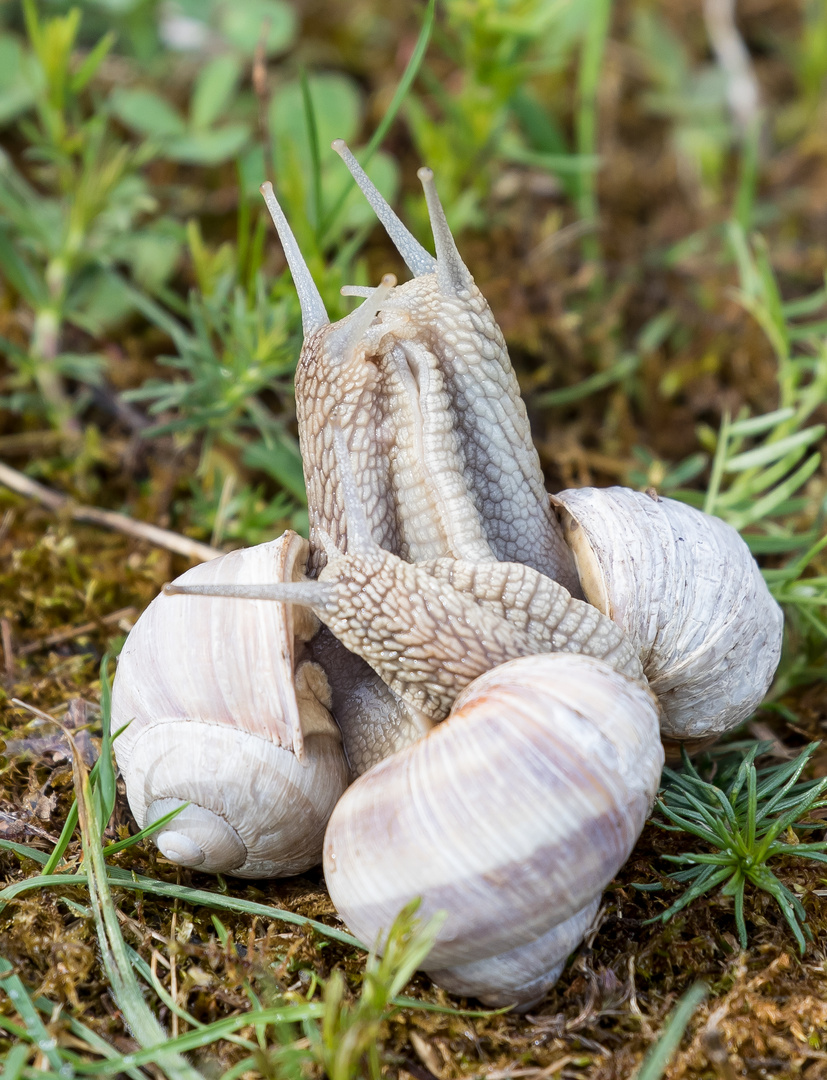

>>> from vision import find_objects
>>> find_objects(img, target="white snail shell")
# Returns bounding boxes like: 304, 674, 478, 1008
552, 487, 784, 740
323, 653, 664, 1006
426, 898, 600, 1009
112, 534, 349, 877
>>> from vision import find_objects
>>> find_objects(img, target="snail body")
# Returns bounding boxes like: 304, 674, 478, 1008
264, 143, 580, 594
165, 429, 646, 757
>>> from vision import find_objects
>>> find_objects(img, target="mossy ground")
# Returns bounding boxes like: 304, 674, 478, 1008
2, 0, 827, 1075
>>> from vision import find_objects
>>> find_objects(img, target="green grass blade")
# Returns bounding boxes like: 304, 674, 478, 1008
650, 865, 734, 923
320, 0, 435, 238
759, 877, 808, 953
0, 956, 68, 1073
746, 763, 758, 850
2, 1043, 31, 1080
94, 655, 117, 835
0, 863, 363, 948
365, 0, 436, 164
300, 68, 323, 231
724, 425, 824, 472
726, 742, 761, 803
729, 452, 822, 531
575, 0, 611, 264
101, 802, 188, 857
634, 982, 707, 1080
703, 410, 732, 515
0, 839, 49, 864
74, 743, 206, 1080
76, 1004, 326, 1075
533, 353, 639, 407
733, 877, 747, 949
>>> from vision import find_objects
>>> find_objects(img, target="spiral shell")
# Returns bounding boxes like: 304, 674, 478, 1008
323, 653, 663, 1005
551, 487, 784, 741
112, 534, 349, 877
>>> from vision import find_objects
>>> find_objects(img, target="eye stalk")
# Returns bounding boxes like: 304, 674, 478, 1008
259, 181, 329, 335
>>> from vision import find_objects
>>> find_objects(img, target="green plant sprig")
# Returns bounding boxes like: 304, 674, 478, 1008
639, 742, 827, 952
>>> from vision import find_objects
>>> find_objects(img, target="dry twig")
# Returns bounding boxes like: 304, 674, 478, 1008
17, 607, 138, 658
0, 460, 221, 563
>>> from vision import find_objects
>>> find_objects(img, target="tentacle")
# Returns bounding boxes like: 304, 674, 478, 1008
417, 167, 474, 295
165, 579, 336, 611
340, 285, 374, 297
260, 182, 329, 336
332, 139, 437, 277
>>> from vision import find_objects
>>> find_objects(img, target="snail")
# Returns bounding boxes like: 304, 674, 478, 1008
263, 141, 582, 595
259, 141, 781, 742
323, 653, 663, 1008
126, 425, 649, 877
156, 438, 665, 1007
110, 144, 784, 1006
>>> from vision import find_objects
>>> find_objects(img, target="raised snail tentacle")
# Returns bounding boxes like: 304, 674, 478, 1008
111, 143, 784, 1007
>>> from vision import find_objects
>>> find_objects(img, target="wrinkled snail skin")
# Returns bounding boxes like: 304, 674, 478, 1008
417, 555, 644, 683
323, 654, 664, 1007
112, 534, 349, 877
263, 143, 581, 595
551, 487, 785, 740
306, 627, 433, 778
172, 444, 648, 748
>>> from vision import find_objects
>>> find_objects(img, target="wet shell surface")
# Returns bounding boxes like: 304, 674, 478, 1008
323, 653, 664, 1003
552, 487, 784, 740
112, 535, 349, 877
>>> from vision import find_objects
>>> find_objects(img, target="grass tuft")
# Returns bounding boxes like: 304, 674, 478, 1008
639, 743, 827, 952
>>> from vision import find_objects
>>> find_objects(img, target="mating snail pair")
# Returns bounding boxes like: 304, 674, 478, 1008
112, 143, 783, 1007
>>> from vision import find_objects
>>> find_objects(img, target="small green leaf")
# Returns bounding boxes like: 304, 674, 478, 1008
216, 0, 297, 57
270, 73, 363, 166
71, 29, 116, 93
191, 54, 242, 131
165, 124, 250, 165
0, 37, 38, 125
651, 742, 827, 951
725, 425, 825, 471
94, 654, 118, 836
110, 87, 187, 138
243, 437, 307, 503
0, 228, 48, 305
634, 982, 707, 1080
